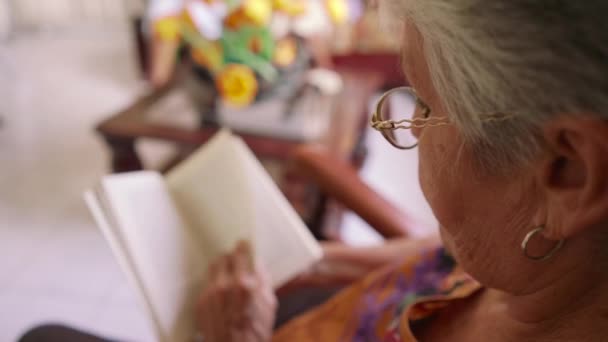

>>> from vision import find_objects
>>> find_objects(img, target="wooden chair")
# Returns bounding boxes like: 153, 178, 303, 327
275, 144, 418, 326
291, 144, 414, 239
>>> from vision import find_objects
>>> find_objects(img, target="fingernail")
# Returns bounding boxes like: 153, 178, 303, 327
237, 240, 250, 252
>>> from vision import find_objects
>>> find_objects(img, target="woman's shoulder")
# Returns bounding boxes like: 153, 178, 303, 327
386, 247, 481, 341
274, 245, 481, 342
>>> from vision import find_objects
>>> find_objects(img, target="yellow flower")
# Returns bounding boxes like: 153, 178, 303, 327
243, 0, 273, 26
273, 0, 307, 16
326, 0, 349, 24
216, 64, 259, 107
274, 37, 298, 67
153, 16, 181, 41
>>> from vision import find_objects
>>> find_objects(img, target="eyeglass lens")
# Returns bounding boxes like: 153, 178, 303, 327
378, 88, 419, 148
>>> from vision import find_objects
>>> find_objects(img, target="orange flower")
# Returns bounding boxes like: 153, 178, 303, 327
216, 64, 259, 107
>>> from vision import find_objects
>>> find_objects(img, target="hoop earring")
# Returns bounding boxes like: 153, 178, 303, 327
521, 226, 565, 262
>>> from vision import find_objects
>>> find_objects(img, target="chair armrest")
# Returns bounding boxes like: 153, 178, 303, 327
291, 144, 413, 238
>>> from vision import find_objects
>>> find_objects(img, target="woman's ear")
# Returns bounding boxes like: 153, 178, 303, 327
539, 116, 608, 239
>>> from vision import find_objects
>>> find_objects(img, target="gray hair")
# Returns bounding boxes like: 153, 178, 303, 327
381, 1, 608, 170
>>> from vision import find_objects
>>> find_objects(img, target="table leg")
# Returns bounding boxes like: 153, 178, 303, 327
103, 136, 143, 173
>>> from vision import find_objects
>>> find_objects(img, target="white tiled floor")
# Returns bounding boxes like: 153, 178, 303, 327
0, 29, 155, 341
0, 26, 436, 342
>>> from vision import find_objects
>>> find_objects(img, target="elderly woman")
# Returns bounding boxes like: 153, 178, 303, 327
196, 1, 608, 341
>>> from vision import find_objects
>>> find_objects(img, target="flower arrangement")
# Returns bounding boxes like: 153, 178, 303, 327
150, 0, 360, 107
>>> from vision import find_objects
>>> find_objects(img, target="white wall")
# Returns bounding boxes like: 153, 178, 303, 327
0, 0, 10, 39
8, 0, 145, 31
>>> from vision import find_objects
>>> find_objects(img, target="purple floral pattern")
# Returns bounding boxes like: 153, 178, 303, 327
273, 246, 479, 342
343, 247, 467, 342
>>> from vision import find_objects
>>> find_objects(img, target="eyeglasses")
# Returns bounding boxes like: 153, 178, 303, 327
370, 86, 510, 150
370, 87, 450, 149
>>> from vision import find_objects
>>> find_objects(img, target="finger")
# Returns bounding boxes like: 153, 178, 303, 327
210, 255, 230, 284
235, 240, 254, 272
253, 258, 274, 289
234, 244, 255, 277
246, 280, 277, 321
226, 251, 257, 327
254, 290, 279, 316
235, 239, 251, 253
208, 252, 233, 280
250, 317, 274, 342
249, 295, 277, 341
230, 275, 256, 327
198, 291, 223, 341
200, 255, 238, 341
209, 255, 234, 319
231, 241, 257, 313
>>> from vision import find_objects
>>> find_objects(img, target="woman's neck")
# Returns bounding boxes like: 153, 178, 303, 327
484, 261, 608, 340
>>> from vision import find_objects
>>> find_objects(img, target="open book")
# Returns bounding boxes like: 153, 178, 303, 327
84, 131, 322, 342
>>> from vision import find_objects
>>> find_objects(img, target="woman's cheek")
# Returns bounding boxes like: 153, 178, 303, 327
418, 139, 471, 233
417, 132, 435, 202
418, 140, 451, 218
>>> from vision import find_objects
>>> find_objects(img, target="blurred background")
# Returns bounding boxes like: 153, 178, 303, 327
0, 0, 436, 340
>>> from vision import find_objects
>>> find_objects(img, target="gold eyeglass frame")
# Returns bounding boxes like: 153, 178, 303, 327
370, 86, 511, 150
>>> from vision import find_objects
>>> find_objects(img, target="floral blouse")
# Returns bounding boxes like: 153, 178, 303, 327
273, 246, 481, 341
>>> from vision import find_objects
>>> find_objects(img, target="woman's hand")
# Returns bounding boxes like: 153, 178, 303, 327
279, 244, 373, 292
197, 241, 277, 342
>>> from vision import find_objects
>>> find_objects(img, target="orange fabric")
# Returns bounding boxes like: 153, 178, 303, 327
273, 247, 481, 342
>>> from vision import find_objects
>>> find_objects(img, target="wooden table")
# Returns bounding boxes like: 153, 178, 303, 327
96, 68, 383, 237
332, 53, 404, 89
